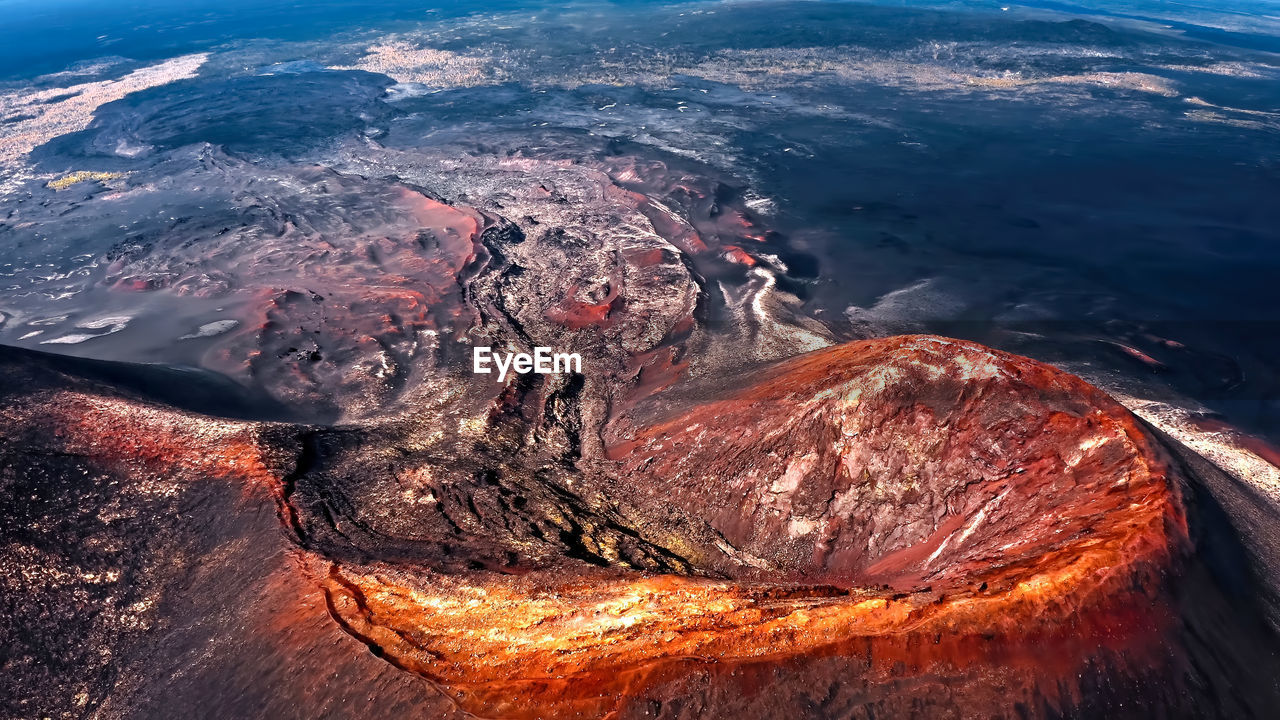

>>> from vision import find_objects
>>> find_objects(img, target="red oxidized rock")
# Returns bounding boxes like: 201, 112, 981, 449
615, 335, 1186, 589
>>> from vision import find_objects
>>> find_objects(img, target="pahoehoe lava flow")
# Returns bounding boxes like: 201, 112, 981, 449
3, 162, 1279, 720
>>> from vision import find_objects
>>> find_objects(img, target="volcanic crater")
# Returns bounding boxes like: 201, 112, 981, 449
2, 158, 1279, 720
311, 336, 1214, 719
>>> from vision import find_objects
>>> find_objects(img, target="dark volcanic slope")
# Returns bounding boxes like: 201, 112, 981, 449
0, 347, 464, 720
